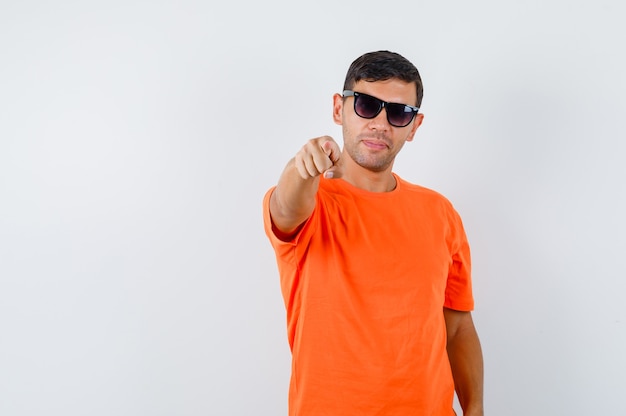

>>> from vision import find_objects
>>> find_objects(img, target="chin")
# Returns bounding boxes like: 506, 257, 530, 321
356, 159, 391, 172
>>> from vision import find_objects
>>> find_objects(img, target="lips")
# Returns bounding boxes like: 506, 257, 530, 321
361, 138, 390, 150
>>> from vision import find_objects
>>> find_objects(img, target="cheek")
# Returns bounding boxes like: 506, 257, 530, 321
340, 115, 358, 138
341, 124, 352, 141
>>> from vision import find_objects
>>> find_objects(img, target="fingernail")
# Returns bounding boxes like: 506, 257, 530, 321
324, 171, 334, 179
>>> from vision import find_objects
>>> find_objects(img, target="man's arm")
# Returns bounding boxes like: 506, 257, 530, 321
269, 136, 341, 239
444, 308, 484, 416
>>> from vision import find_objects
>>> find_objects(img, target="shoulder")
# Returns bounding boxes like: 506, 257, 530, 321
395, 175, 453, 205
394, 174, 465, 222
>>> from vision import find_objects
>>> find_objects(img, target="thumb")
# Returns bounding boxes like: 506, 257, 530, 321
323, 165, 342, 179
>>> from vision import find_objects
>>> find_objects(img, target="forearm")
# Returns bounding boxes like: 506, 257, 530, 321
270, 158, 320, 235
445, 311, 484, 415
270, 136, 341, 237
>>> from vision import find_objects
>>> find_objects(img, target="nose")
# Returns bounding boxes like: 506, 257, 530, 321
368, 105, 391, 130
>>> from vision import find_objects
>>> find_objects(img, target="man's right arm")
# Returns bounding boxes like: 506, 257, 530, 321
269, 136, 342, 240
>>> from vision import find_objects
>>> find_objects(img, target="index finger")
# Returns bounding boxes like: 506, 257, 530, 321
321, 138, 341, 164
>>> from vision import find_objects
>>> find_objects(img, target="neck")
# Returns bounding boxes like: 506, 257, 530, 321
342, 160, 397, 193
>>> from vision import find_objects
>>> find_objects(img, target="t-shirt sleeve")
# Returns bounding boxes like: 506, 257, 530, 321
263, 187, 294, 249
262, 186, 316, 253
263, 186, 317, 333
443, 208, 475, 311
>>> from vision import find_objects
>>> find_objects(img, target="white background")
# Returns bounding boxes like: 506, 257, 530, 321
1, 1, 625, 415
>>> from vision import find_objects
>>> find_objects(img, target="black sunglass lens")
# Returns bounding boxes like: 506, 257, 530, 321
355, 94, 382, 118
387, 104, 415, 127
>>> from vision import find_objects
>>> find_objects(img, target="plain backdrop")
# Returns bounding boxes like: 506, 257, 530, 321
1, 1, 625, 415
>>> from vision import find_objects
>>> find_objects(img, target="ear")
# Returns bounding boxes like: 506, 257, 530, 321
405, 113, 424, 142
332, 93, 344, 125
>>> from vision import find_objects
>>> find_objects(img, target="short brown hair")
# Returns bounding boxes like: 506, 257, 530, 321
343, 50, 424, 107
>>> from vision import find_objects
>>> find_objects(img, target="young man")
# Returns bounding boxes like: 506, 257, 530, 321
263, 50, 484, 416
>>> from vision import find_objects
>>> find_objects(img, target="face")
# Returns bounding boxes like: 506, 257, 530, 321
333, 78, 424, 173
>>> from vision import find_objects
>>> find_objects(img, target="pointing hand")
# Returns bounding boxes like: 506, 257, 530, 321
294, 136, 342, 180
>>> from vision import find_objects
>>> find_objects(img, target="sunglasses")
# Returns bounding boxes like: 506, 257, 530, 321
343, 90, 420, 128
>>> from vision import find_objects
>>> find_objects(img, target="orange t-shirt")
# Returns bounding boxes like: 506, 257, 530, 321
263, 174, 474, 416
